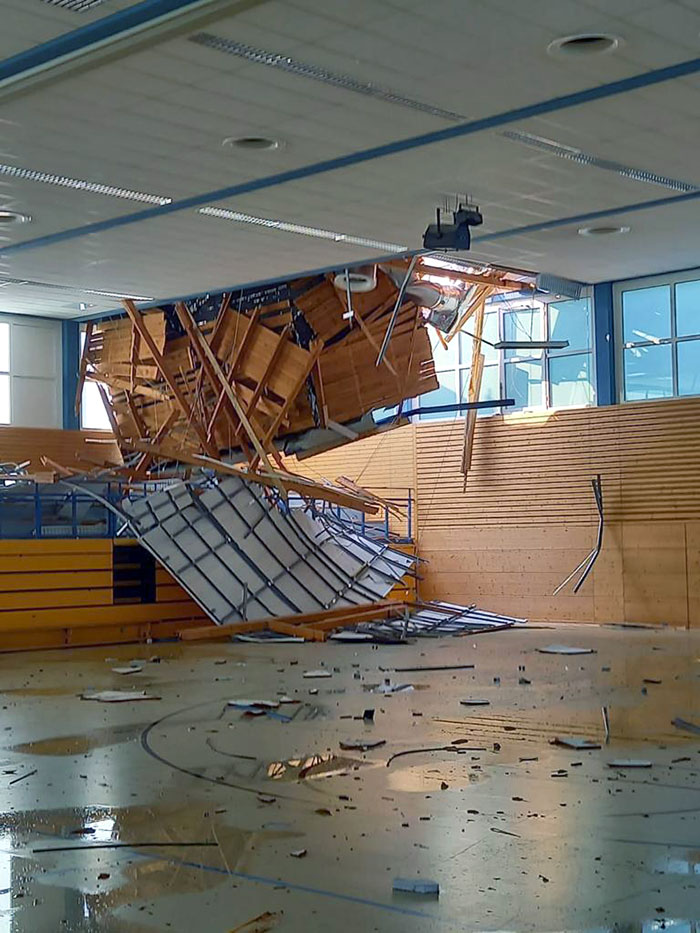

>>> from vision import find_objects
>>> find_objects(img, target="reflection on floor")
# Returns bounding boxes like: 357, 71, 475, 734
0, 623, 697, 932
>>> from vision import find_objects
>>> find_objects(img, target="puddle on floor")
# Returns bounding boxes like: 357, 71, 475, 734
0, 800, 302, 930
10, 723, 146, 756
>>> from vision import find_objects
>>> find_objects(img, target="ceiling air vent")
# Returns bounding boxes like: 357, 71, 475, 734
41, 0, 108, 11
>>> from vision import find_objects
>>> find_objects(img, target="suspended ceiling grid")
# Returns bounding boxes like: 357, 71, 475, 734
1, 0, 700, 317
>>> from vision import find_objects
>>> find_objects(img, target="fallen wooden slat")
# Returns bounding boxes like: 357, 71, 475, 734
268, 619, 327, 642
179, 619, 268, 641
121, 439, 380, 513
179, 600, 405, 642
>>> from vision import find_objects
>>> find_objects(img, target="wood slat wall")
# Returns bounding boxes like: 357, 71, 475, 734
0, 426, 121, 471
415, 397, 700, 529
300, 398, 700, 628
288, 424, 415, 494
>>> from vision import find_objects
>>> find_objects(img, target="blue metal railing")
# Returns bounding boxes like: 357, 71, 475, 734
0, 480, 414, 543
285, 490, 413, 544
0, 480, 162, 539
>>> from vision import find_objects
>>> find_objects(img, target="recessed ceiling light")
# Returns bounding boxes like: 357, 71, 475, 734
223, 136, 282, 151
548, 34, 621, 56
578, 224, 630, 236
0, 210, 30, 224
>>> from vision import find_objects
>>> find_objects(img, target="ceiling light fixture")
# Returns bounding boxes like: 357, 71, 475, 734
0, 275, 152, 301
198, 206, 407, 252
223, 136, 282, 151
190, 33, 465, 122
503, 131, 697, 193
41, 0, 109, 10
461, 328, 569, 351
495, 339, 569, 351
548, 33, 621, 56
578, 225, 630, 236
0, 163, 171, 205
0, 210, 31, 224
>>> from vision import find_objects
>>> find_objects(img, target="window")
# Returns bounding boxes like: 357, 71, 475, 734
80, 329, 111, 430
618, 273, 700, 401
0, 323, 9, 424
416, 293, 594, 420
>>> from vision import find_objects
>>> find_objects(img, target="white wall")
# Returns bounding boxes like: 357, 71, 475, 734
1, 315, 62, 428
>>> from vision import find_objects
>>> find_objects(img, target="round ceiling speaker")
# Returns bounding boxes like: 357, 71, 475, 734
333, 265, 377, 293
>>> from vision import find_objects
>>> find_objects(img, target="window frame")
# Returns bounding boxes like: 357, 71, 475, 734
613, 268, 700, 403
79, 326, 112, 431
0, 321, 9, 424
416, 289, 595, 421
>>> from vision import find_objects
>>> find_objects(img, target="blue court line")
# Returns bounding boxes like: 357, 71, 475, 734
4, 51, 700, 257
32, 829, 440, 921
0, 0, 216, 84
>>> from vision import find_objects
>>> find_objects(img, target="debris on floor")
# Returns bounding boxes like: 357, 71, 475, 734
392, 877, 440, 896
80, 690, 160, 702
373, 679, 414, 694
339, 739, 386, 751
228, 699, 280, 710
552, 737, 601, 750
228, 912, 280, 933
672, 717, 700, 736
607, 759, 653, 768
537, 644, 595, 655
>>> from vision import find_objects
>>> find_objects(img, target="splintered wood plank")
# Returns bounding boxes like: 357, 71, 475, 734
174, 301, 274, 472
174, 302, 245, 451
244, 324, 292, 417
122, 300, 217, 458
460, 294, 486, 489
121, 439, 379, 513
96, 383, 123, 442
207, 307, 261, 439
253, 339, 324, 465
85, 372, 170, 401
209, 292, 232, 355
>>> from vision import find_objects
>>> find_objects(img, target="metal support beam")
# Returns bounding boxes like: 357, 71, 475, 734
593, 282, 616, 406
61, 321, 80, 430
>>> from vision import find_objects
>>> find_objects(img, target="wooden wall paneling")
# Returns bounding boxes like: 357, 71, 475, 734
0, 427, 121, 471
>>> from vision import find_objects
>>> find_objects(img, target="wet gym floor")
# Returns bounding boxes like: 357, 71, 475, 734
0, 622, 697, 932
